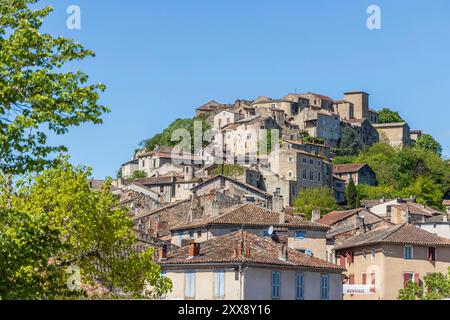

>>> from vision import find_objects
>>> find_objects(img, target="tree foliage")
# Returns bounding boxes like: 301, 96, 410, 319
335, 143, 450, 209
346, 177, 358, 208
398, 268, 450, 300
130, 170, 147, 180
337, 126, 364, 156
0, 160, 172, 299
0, 0, 108, 175
414, 133, 443, 156
140, 117, 211, 153
377, 108, 404, 124
293, 187, 338, 220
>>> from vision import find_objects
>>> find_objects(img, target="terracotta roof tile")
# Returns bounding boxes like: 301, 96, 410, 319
334, 223, 450, 250
392, 202, 443, 217
171, 203, 329, 231
160, 231, 343, 272
333, 163, 367, 174
316, 209, 362, 226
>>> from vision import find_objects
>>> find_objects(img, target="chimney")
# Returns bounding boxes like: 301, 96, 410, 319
311, 209, 321, 222
188, 242, 201, 258
278, 245, 288, 261
272, 191, 284, 213
158, 244, 168, 260
184, 165, 194, 181
279, 210, 285, 224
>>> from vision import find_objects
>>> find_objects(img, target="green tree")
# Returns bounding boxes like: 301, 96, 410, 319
131, 170, 147, 180
293, 187, 338, 220
398, 268, 450, 300
0, 160, 172, 299
338, 126, 364, 156
345, 177, 357, 208
377, 108, 404, 124
140, 117, 211, 153
0, 0, 108, 175
402, 176, 444, 209
415, 134, 443, 156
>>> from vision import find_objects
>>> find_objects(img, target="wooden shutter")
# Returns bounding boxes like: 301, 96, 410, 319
403, 273, 410, 288
370, 273, 376, 293
349, 274, 355, 285
362, 273, 367, 285
414, 273, 420, 285
340, 255, 345, 267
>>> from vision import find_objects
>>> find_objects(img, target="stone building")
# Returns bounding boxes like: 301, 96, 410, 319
342, 118, 379, 147
170, 203, 330, 260
159, 231, 344, 300
334, 223, 450, 300
333, 163, 377, 186
372, 122, 411, 147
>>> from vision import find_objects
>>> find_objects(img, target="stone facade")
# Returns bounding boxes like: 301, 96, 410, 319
373, 122, 411, 147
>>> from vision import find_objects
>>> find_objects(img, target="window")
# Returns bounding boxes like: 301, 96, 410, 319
404, 246, 414, 260
288, 156, 293, 162
427, 247, 436, 261
214, 270, 225, 299
309, 159, 314, 164
295, 231, 306, 239
403, 272, 419, 288
309, 171, 314, 181
197, 230, 202, 238
303, 158, 307, 163
271, 271, 281, 299
348, 274, 355, 285
295, 273, 304, 300
302, 170, 307, 179
189, 231, 194, 240
320, 274, 329, 300
185, 271, 196, 299
288, 172, 292, 178
318, 172, 321, 182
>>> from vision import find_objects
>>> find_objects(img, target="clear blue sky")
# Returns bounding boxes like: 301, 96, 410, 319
39, 0, 450, 178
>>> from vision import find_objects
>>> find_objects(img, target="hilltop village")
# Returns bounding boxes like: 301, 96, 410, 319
97, 90, 450, 300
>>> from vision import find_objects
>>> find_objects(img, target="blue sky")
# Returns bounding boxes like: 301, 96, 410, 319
38, 0, 450, 178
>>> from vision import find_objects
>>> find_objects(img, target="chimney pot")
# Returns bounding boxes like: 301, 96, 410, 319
158, 244, 168, 260
311, 209, 321, 222
188, 242, 200, 257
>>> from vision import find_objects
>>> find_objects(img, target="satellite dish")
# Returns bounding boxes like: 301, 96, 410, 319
268, 226, 274, 236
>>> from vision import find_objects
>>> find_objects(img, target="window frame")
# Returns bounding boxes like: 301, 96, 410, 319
185, 271, 196, 299
404, 245, 414, 260
320, 274, 329, 300
295, 272, 304, 300
214, 270, 225, 299
271, 271, 281, 299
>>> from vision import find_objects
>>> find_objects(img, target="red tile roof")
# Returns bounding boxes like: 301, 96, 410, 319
392, 202, 443, 217
334, 223, 450, 250
171, 203, 329, 231
333, 163, 367, 174
160, 231, 343, 272
316, 209, 362, 226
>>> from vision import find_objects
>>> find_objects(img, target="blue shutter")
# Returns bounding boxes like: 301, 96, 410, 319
296, 273, 304, 300
320, 274, 329, 300
272, 271, 281, 299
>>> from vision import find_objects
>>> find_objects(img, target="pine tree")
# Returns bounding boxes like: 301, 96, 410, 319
346, 177, 357, 208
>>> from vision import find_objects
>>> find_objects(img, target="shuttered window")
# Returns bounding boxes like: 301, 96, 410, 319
271, 271, 281, 299
427, 247, 436, 261
320, 274, 329, 300
295, 273, 304, 300
185, 271, 196, 299
214, 270, 225, 299
404, 246, 414, 260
